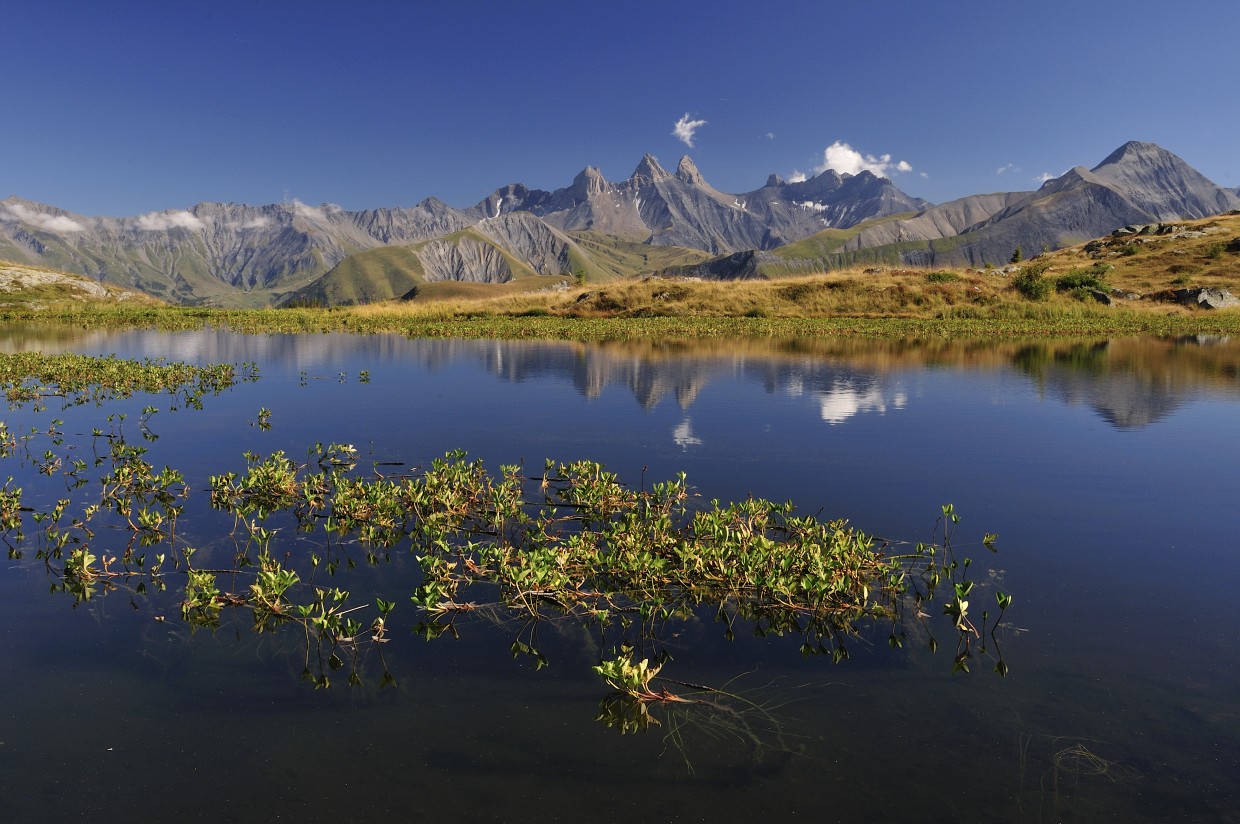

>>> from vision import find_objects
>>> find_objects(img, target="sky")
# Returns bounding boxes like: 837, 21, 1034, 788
4, 0, 1238, 217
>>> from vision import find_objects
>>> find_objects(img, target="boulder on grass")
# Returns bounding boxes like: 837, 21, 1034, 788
1148, 287, 1240, 309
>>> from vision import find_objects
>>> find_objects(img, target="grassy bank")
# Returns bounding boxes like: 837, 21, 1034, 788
4, 299, 1240, 340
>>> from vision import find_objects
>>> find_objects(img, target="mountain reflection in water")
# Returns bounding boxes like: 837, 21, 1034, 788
3, 329, 1237, 431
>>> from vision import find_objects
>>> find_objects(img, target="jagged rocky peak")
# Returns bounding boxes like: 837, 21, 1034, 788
416, 196, 454, 212
675, 155, 705, 186
630, 154, 671, 182
571, 165, 610, 196
784, 167, 845, 200
764, 173, 784, 188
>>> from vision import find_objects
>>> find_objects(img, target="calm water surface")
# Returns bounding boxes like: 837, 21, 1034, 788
2, 329, 1238, 822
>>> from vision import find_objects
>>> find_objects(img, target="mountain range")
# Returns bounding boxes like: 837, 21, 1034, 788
1, 141, 1236, 307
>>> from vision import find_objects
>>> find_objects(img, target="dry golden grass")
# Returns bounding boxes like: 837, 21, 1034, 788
351, 268, 1012, 319
1038, 212, 1240, 293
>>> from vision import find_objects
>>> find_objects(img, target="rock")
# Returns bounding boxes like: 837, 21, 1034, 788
675, 156, 706, 186
1227, 237, 1240, 253
630, 154, 672, 182
1089, 289, 1114, 306
1148, 287, 1240, 309
1110, 289, 1142, 300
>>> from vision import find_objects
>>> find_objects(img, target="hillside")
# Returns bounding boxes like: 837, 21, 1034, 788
0, 261, 164, 307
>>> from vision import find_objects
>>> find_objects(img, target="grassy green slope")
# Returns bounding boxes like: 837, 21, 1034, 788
286, 228, 558, 306
285, 245, 427, 306
760, 212, 922, 275
567, 232, 711, 279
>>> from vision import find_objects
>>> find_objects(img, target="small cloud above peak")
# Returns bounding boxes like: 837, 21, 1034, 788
672, 113, 707, 148
997, 163, 1020, 175
814, 141, 913, 178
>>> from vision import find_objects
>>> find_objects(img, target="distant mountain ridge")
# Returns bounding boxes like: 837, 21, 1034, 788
793, 141, 1240, 269
467, 153, 928, 254
1, 141, 1236, 305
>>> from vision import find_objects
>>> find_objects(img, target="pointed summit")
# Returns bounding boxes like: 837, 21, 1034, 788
675, 156, 705, 186
630, 154, 671, 182
1093, 140, 1167, 169
764, 173, 784, 188
571, 165, 610, 197
1088, 141, 1240, 219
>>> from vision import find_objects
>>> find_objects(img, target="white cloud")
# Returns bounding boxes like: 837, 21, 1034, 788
787, 170, 808, 183
238, 216, 272, 230
1, 202, 86, 232
291, 199, 328, 222
766, 131, 776, 140
672, 113, 708, 148
919, 171, 929, 179
996, 163, 1019, 175
136, 210, 205, 231
1036, 171, 1062, 184
814, 140, 913, 178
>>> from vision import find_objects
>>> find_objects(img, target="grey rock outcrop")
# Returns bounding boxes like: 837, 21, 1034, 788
1148, 287, 1240, 309
416, 237, 514, 283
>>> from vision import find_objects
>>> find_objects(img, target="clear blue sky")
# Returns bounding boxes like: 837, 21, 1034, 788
4, 0, 1237, 216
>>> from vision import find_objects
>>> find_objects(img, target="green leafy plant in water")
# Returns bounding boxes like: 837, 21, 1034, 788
594, 651, 678, 701
182, 569, 224, 626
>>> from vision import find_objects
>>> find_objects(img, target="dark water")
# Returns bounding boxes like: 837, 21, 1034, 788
2, 329, 1239, 822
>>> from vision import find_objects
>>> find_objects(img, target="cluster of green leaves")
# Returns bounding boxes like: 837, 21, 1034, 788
0, 351, 257, 411
207, 450, 994, 673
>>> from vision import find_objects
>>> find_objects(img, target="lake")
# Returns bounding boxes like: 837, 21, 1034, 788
1, 328, 1238, 822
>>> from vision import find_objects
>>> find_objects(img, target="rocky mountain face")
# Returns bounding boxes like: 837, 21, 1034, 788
822, 142, 1240, 267
1, 141, 1235, 303
468, 154, 928, 255
0, 196, 475, 306
278, 211, 585, 306
0, 152, 924, 305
